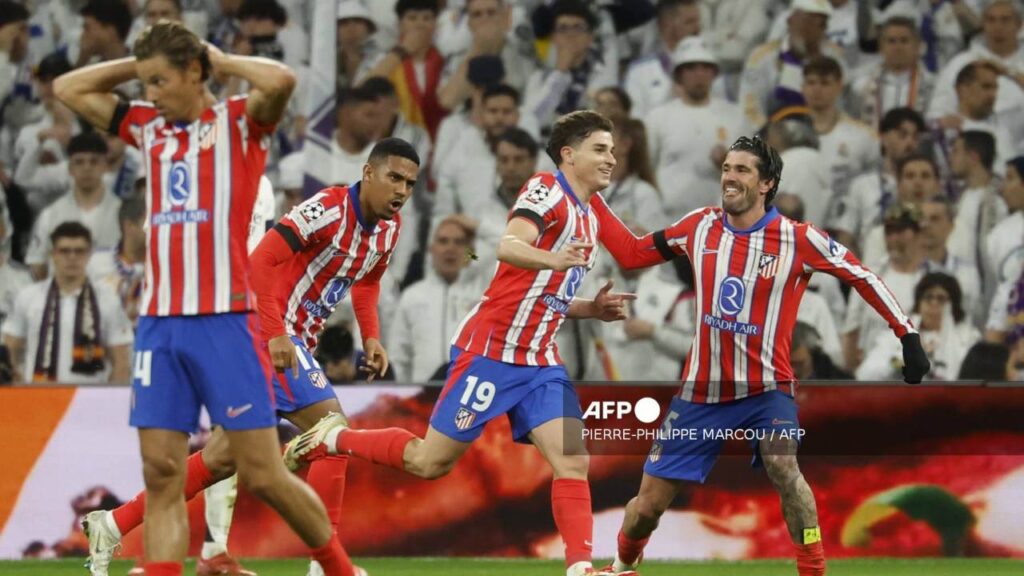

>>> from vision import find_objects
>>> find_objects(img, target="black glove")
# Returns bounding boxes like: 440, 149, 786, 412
900, 333, 931, 384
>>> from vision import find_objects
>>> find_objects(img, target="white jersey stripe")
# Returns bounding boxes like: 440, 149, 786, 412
155, 136, 178, 316
681, 214, 715, 400
182, 124, 201, 315
139, 123, 156, 316
214, 103, 232, 312
734, 229, 764, 393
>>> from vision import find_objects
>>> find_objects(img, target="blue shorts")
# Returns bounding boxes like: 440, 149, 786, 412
644, 391, 800, 484
130, 313, 277, 432
270, 336, 338, 414
429, 347, 584, 443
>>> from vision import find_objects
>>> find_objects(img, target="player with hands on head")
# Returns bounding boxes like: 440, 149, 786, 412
53, 20, 366, 576
588, 135, 929, 576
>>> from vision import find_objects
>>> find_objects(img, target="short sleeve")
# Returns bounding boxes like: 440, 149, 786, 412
113, 101, 160, 148
509, 175, 563, 233
227, 95, 277, 140
279, 191, 340, 246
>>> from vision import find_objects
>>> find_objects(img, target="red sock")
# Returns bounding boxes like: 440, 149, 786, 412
551, 478, 593, 567
336, 428, 414, 470
112, 452, 214, 535
144, 561, 182, 576
307, 456, 349, 530
617, 529, 649, 566
311, 538, 354, 576
795, 541, 826, 576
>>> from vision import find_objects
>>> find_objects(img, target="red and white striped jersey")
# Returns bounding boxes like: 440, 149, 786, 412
115, 96, 274, 317
273, 184, 399, 349
594, 199, 916, 403
452, 172, 598, 366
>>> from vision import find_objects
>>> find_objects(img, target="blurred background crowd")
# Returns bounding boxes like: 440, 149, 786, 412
0, 0, 1022, 385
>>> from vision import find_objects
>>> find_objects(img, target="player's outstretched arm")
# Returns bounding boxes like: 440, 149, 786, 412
798, 225, 930, 383
496, 217, 590, 271
53, 58, 137, 132
205, 43, 296, 126
590, 194, 676, 270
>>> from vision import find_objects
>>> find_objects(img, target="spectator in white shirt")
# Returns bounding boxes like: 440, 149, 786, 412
919, 195, 983, 324
857, 272, 979, 381
523, 0, 617, 136
433, 83, 522, 234
646, 36, 741, 216
984, 156, 1024, 336
88, 195, 146, 327
701, 0, 772, 99
0, 206, 31, 339
75, 0, 133, 68
933, 61, 1019, 174
2, 221, 132, 384
335, 0, 379, 91
801, 55, 879, 200
764, 107, 833, 227
848, 16, 935, 130
829, 106, 924, 251
605, 118, 665, 230
928, 0, 1024, 131
738, 0, 842, 132
622, 0, 702, 119
947, 130, 1007, 279
437, 0, 536, 109
389, 217, 484, 382
8, 52, 76, 213
25, 132, 123, 279
860, 153, 943, 268
842, 202, 929, 370
440, 126, 539, 274
0, 2, 29, 106
326, 85, 382, 186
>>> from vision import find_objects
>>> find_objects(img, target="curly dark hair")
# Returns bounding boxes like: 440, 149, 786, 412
727, 135, 783, 206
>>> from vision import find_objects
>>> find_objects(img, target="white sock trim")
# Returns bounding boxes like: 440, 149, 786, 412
201, 542, 228, 560
566, 560, 593, 576
103, 511, 121, 539
325, 427, 342, 455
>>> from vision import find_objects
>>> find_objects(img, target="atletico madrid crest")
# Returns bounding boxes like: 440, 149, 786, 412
758, 253, 779, 279
309, 371, 328, 389
455, 407, 476, 431
198, 122, 218, 150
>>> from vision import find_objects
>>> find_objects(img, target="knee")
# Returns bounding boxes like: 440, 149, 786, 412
413, 455, 457, 480
141, 453, 185, 492
550, 454, 589, 480
633, 494, 667, 524
236, 466, 282, 500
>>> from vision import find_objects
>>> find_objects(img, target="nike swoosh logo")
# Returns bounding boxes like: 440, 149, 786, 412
584, 540, 592, 547
226, 404, 253, 418
702, 249, 718, 255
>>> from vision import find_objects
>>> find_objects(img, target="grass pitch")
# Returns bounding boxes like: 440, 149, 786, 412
0, 558, 1020, 575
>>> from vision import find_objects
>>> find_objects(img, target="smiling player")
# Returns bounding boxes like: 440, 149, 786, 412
588, 135, 931, 576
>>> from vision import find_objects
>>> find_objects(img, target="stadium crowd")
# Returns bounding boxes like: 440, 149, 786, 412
0, 0, 1022, 385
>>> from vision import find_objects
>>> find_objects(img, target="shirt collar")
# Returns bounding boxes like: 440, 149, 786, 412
722, 207, 780, 235
555, 170, 587, 214
348, 182, 373, 231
